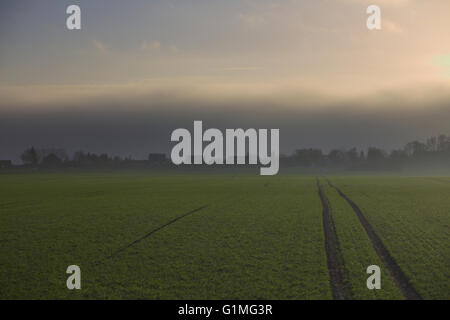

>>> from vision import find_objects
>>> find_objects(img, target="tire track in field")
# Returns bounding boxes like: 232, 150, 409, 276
326, 179, 422, 300
107, 205, 208, 259
316, 177, 349, 300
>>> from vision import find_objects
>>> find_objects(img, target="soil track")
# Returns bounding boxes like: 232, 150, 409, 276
326, 179, 422, 300
107, 205, 208, 259
316, 178, 348, 300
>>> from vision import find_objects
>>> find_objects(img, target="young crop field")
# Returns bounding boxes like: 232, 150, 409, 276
327, 176, 450, 300
0, 173, 448, 299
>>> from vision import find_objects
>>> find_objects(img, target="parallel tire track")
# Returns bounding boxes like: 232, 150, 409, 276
316, 178, 348, 300
107, 205, 208, 259
326, 179, 422, 300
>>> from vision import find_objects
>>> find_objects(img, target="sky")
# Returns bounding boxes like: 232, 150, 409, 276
1, 0, 450, 162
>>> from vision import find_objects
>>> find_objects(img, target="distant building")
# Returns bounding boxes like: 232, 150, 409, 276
0, 160, 12, 168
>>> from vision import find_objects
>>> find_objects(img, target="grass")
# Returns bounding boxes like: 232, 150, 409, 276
329, 176, 450, 299
0, 173, 330, 299
320, 179, 403, 299
0, 172, 448, 299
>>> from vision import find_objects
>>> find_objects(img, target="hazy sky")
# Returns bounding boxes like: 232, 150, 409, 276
1, 0, 450, 161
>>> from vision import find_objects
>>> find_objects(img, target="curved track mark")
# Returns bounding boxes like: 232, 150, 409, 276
107, 205, 208, 259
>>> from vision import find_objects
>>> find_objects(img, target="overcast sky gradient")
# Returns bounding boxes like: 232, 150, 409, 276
1, 0, 450, 162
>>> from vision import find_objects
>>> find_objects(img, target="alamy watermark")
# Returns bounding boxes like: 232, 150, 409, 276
367, 5, 381, 30
170, 121, 279, 175
366, 265, 381, 290
66, 265, 81, 290
66, 4, 383, 31
66, 5, 81, 30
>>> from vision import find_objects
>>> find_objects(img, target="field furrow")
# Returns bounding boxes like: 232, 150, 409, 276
329, 176, 450, 299
324, 178, 411, 299
316, 178, 348, 299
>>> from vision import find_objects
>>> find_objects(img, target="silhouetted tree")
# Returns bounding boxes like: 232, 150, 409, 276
293, 148, 324, 167
366, 147, 386, 169
21, 147, 38, 166
426, 136, 437, 152
346, 148, 359, 162
37, 148, 68, 163
389, 149, 408, 169
367, 147, 386, 161
41, 153, 62, 167
437, 134, 450, 152
328, 149, 346, 166
404, 141, 427, 157
73, 151, 86, 163
359, 151, 365, 160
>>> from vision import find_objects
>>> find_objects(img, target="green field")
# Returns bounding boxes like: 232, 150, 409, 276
0, 173, 449, 299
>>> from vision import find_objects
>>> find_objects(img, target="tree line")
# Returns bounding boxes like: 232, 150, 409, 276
17, 134, 450, 171
280, 134, 450, 170
20, 148, 168, 168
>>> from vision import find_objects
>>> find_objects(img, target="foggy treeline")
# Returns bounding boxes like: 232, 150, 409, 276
17, 148, 168, 169
9, 134, 450, 171
281, 134, 450, 170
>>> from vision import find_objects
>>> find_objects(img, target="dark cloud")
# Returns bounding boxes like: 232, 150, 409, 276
1, 87, 450, 163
